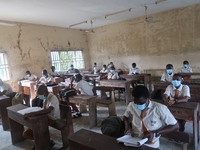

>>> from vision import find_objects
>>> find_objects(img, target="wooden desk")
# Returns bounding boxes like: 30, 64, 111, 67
47, 85, 64, 100
69, 95, 97, 129
7, 104, 51, 150
120, 74, 152, 91
19, 80, 37, 100
68, 129, 158, 150
100, 80, 132, 105
0, 95, 11, 130
152, 100, 199, 150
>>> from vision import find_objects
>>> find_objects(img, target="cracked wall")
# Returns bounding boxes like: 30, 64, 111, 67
0, 25, 88, 90
88, 4, 200, 73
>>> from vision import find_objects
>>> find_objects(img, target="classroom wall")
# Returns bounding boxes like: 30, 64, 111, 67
0, 24, 88, 90
87, 4, 200, 74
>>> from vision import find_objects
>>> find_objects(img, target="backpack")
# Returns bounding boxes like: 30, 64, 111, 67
59, 87, 77, 102
12, 92, 24, 105
101, 116, 125, 138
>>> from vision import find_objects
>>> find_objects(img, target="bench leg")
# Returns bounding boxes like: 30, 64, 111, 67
183, 143, 188, 150
80, 104, 87, 113
108, 103, 116, 116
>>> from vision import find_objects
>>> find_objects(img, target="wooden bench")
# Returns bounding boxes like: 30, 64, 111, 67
94, 86, 116, 116
50, 103, 74, 149
162, 131, 190, 150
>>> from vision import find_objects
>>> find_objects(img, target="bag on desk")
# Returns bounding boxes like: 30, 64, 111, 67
59, 88, 77, 102
12, 92, 24, 105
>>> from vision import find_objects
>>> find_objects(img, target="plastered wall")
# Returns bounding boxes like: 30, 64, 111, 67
0, 24, 89, 90
87, 4, 200, 74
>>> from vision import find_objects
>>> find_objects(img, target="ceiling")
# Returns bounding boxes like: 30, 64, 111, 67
0, 0, 199, 30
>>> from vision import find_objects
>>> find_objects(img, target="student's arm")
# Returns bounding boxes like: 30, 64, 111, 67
123, 116, 134, 136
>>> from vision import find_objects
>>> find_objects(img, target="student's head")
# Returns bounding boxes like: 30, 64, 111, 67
37, 84, 49, 100
110, 66, 115, 74
132, 85, 149, 110
183, 61, 189, 68
172, 73, 182, 87
26, 70, 31, 77
70, 64, 74, 69
94, 62, 97, 66
102, 64, 107, 70
132, 63, 136, 68
74, 73, 82, 82
0, 78, 3, 86
109, 62, 113, 67
42, 69, 48, 77
51, 66, 55, 72
166, 64, 173, 75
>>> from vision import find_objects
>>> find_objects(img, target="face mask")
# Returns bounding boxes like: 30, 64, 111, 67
27, 74, 30, 77
38, 95, 46, 100
134, 103, 147, 111
42, 74, 46, 78
109, 64, 113, 67
110, 70, 115, 74
102, 68, 106, 71
0, 86, 2, 89
172, 80, 181, 87
70, 67, 74, 70
183, 64, 188, 68
166, 69, 173, 74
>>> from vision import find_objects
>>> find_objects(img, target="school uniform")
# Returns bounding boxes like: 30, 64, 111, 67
100, 69, 108, 73
124, 100, 177, 148
39, 75, 53, 84
24, 74, 38, 81
180, 66, 192, 73
161, 72, 174, 82
107, 72, 119, 80
67, 68, 80, 73
0, 82, 13, 95
129, 67, 141, 75
74, 80, 93, 95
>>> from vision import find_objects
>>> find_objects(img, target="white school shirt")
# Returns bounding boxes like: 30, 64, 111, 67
43, 93, 60, 120
180, 66, 192, 73
39, 75, 53, 84
107, 72, 119, 80
0, 83, 13, 95
24, 74, 38, 81
164, 84, 190, 100
124, 100, 177, 148
100, 68, 108, 73
74, 80, 94, 96
160, 72, 174, 82
129, 67, 141, 75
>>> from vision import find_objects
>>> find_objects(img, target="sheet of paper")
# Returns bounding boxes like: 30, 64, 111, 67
17, 107, 43, 115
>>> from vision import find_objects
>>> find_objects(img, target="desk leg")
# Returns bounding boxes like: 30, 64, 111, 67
88, 98, 97, 129
32, 116, 51, 150
0, 99, 11, 130
193, 110, 198, 150
125, 82, 131, 105
80, 104, 87, 113
9, 118, 24, 144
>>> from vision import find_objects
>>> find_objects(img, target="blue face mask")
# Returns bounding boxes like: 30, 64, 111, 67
109, 64, 113, 67
102, 68, 106, 71
0, 86, 2, 89
110, 70, 115, 74
38, 95, 46, 100
172, 80, 181, 87
42, 74, 46, 78
134, 103, 147, 111
183, 64, 188, 68
166, 69, 173, 74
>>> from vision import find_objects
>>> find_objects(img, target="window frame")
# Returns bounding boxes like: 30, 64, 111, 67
50, 49, 85, 71
0, 52, 10, 81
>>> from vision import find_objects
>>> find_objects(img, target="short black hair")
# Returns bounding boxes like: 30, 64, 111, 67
26, 70, 30, 74
183, 61, 189, 64
132, 85, 149, 99
74, 73, 82, 80
166, 64, 173, 69
51, 66, 55, 69
103, 64, 107, 68
173, 73, 182, 78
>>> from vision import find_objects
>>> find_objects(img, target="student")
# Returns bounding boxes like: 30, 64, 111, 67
180, 60, 192, 73
0, 78, 14, 97
23, 84, 59, 149
100, 64, 108, 73
124, 85, 179, 148
161, 64, 174, 82
93, 62, 100, 74
163, 73, 190, 132
129, 63, 141, 75
50, 66, 60, 77
107, 66, 119, 80
66, 64, 80, 74
22, 71, 38, 81
37, 69, 54, 85
107, 62, 115, 70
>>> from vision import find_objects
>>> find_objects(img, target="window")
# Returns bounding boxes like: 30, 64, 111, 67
51, 50, 84, 71
0, 52, 10, 81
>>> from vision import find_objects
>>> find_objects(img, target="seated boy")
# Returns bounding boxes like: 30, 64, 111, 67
163, 73, 190, 132
161, 64, 174, 82
107, 66, 119, 80
129, 63, 141, 75
180, 60, 192, 73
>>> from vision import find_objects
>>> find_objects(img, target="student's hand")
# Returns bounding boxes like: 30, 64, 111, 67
143, 131, 154, 144
124, 127, 134, 137
167, 100, 175, 106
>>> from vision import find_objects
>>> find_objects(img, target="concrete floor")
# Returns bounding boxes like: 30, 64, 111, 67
0, 100, 199, 150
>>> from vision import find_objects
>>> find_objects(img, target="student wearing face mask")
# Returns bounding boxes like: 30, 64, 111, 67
23, 84, 59, 149
180, 60, 192, 73
129, 63, 141, 75
93, 62, 100, 74
100, 64, 108, 73
37, 69, 53, 85
124, 85, 179, 148
161, 64, 174, 82
107, 66, 119, 80
163, 73, 190, 132
66, 64, 80, 74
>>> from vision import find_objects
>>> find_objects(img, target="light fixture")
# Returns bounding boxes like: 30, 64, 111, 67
69, 20, 87, 28
105, 8, 133, 19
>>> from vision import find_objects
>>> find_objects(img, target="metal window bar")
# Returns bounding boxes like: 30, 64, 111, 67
0, 53, 10, 81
